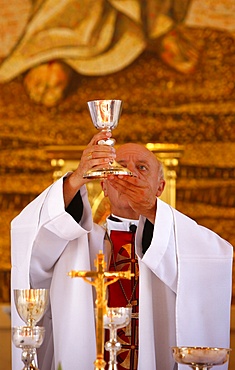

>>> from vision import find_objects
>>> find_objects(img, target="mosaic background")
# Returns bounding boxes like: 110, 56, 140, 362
0, 1, 235, 303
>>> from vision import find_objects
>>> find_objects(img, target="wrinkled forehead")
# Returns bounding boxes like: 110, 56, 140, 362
116, 143, 158, 164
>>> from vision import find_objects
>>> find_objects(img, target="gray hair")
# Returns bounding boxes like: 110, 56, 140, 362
157, 160, 165, 181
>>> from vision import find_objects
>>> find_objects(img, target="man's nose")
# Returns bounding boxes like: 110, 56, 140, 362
127, 163, 138, 177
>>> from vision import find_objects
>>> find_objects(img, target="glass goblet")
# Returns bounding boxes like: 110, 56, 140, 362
13, 289, 49, 370
83, 99, 133, 179
104, 307, 132, 370
14, 289, 49, 327
172, 346, 231, 370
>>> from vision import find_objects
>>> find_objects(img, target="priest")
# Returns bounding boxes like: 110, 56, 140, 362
11, 130, 233, 370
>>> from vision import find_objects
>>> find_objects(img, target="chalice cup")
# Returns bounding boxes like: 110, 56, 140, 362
13, 289, 49, 370
104, 307, 132, 370
83, 99, 133, 179
172, 346, 231, 370
14, 289, 49, 327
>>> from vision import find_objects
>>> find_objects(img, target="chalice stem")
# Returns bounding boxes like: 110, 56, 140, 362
110, 328, 118, 363
21, 348, 38, 370
107, 360, 118, 370
106, 327, 120, 370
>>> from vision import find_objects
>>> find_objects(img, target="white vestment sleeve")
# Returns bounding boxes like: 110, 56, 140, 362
135, 199, 178, 369
11, 181, 55, 369
135, 198, 233, 370
29, 180, 93, 288
174, 208, 233, 362
11, 177, 101, 370
136, 198, 177, 292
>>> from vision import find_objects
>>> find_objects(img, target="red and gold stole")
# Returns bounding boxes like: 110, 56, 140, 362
105, 230, 139, 370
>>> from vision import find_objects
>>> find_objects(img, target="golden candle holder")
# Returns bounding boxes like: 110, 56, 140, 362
68, 251, 133, 370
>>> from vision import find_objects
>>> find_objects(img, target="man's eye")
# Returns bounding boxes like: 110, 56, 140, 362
138, 165, 147, 171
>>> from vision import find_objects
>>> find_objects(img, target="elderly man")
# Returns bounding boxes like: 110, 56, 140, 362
11, 131, 233, 370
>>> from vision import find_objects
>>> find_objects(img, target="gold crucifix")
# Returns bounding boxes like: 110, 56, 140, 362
68, 251, 133, 370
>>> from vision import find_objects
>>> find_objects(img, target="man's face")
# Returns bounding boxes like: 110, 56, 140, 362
102, 143, 165, 216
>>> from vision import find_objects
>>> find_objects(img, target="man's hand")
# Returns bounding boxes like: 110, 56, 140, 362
107, 174, 157, 224
63, 131, 116, 208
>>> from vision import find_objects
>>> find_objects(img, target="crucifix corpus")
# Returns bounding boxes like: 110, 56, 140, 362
68, 251, 134, 370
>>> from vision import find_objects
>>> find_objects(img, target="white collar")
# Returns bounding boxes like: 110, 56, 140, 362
106, 214, 139, 233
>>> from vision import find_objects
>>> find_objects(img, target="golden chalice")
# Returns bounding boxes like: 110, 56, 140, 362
12, 289, 49, 370
172, 346, 231, 370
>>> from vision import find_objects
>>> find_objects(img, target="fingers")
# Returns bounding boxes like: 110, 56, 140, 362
107, 176, 143, 202
107, 175, 156, 210
84, 145, 116, 162
107, 174, 139, 189
64, 131, 116, 193
84, 131, 115, 160
87, 152, 93, 161
90, 131, 116, 153
77, 133, 116, 181
88, 131, 112, 146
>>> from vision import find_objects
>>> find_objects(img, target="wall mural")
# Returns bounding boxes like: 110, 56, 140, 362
0, 0, 235, 303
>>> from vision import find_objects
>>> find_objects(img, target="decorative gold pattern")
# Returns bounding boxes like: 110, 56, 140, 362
0, 27, 234, 303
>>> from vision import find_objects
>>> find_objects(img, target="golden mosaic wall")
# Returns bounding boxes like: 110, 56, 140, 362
0, 2, 235, 302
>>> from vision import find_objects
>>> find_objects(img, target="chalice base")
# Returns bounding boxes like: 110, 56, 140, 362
12, 326, 45, 370
83, 161, 133, 179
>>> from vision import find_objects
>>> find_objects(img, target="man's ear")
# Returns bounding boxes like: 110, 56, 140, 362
156, 179, 166, 197
101, 180, 108, 197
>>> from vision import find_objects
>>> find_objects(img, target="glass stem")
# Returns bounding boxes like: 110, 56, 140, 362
21, 348, 38, 370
